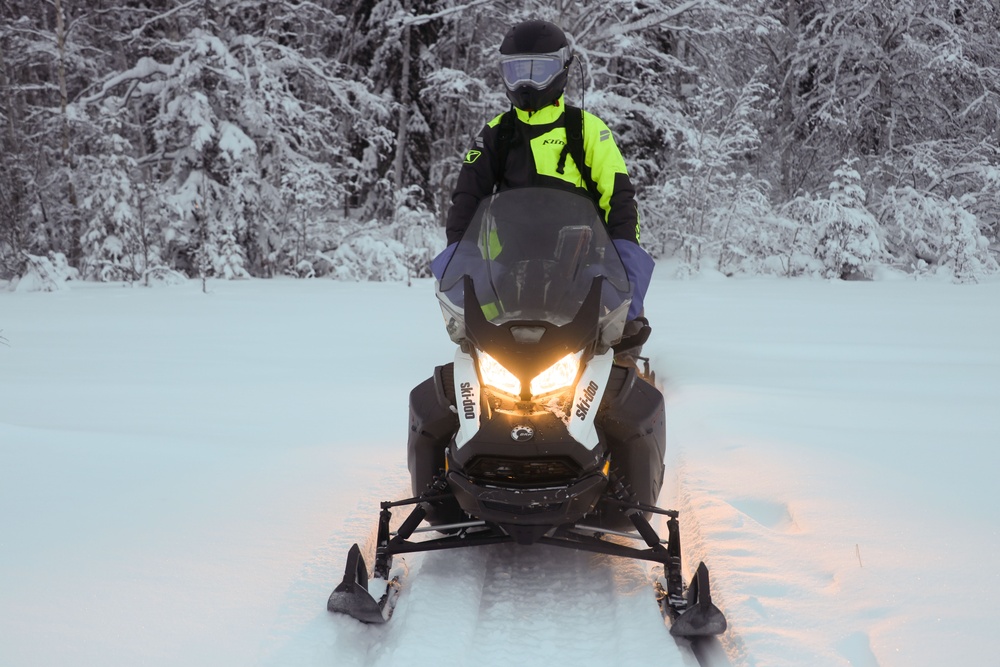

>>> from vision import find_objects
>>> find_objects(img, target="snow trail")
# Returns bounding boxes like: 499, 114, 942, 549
359, 541, 695, 667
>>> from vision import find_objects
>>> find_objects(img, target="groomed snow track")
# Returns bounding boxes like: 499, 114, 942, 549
323, 533, 733, 667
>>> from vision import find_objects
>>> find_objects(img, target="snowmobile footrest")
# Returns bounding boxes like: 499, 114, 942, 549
327, 543, 388, 624
669, 562, 727, 638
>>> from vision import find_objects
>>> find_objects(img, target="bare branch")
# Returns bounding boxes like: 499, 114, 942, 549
127, 0, 202, 43
401, 0, 498, 27
80, 56, 172, 104
592, 0, 711, 41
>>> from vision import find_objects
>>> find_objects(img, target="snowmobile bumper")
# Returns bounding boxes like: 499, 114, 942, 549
446, 470, 606, 540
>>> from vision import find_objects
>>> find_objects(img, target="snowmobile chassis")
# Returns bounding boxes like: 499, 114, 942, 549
328, 476, 727, 638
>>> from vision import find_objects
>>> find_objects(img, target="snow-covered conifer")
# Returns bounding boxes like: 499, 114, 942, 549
790, 163, 884, 280
880, 187, 999, 283
212, 224, 250, 280
388, 186, 446, 279
80, 117, 151, 282
327, 229, 409, 282
643, 75, 772, 271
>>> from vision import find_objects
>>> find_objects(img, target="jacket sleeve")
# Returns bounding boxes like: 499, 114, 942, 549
583, 113, 640, 243
445, 115, 505, 245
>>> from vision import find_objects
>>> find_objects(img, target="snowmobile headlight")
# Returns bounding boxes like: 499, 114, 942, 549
478, 350, 582, 399
478, 350, 521, 396
529, 352, 581, 396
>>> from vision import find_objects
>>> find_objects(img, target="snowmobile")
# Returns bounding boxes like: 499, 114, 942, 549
327, 187, 726, 638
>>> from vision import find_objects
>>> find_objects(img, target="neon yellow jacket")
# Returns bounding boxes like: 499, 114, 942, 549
445, 96, 640, 246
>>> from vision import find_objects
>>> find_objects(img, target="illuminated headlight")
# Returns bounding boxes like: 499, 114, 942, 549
477, 350, 581, 398
530, 352, 581, 395
478, 351, 522, 396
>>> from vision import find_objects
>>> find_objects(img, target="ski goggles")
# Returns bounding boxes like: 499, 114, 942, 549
499, 47, 570, 90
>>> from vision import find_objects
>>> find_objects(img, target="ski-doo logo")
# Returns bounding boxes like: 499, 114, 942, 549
575, 381, 600, 420
460, 382, 477, 420
511, 425, 534, 442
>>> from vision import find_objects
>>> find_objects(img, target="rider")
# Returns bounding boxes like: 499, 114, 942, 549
432, 19, 654, 359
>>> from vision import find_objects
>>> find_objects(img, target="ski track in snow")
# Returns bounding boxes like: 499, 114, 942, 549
257, 445, 702, 667
650, 277, 1000, 667
286, 531, 698, 666
256, 464, 412, 667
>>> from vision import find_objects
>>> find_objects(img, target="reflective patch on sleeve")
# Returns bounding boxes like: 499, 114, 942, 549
464, 150, 482, 164
599, 129, 611, 142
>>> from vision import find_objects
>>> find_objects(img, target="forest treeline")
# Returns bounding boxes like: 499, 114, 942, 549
1, 0, 998, 286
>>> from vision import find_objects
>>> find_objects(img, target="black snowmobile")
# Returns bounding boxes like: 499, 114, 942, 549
327, 187, 726, 639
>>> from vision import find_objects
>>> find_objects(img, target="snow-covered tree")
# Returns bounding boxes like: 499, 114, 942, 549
768, 1, 1000, 222
0, 0, 94, 272
15, 252, 78, 292
78, 0, 389, 278
332, 0, 440, 219
275, 161, 345, 278
78, 105, 173, 283
787, 162, 884, 280
388, 185, 446, 278
3, 0, 999, 282
880, 186, 998, 283
326, 229, 410, 282
643, 74, 772, 267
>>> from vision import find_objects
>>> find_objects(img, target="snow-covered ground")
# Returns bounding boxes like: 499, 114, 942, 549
1, 270, 997, 667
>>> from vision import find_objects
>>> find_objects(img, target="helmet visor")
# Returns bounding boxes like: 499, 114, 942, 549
499, 48, 569, 90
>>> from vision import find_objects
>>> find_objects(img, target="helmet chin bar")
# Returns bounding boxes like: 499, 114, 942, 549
506, 78, 566, 112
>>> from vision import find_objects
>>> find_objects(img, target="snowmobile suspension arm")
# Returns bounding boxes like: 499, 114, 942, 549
537, 530, 673, 565
603, 496, 679, 518
384, 529, 514, 557
374, 505, 675, 572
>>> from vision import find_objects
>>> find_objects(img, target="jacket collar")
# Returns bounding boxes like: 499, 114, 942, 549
514, 95, 565, 125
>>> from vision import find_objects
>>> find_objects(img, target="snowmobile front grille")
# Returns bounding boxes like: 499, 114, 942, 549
481, 499, 562, 514
465, 456, 581, 488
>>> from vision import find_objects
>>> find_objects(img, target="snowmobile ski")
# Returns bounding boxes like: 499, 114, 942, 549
326, 543, 397, 624
663, 561, 728, 637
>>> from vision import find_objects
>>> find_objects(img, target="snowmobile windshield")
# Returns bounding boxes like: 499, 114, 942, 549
437, 188, 632, 346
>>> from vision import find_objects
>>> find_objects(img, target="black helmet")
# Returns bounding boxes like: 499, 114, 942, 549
499, 20, 573, 112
